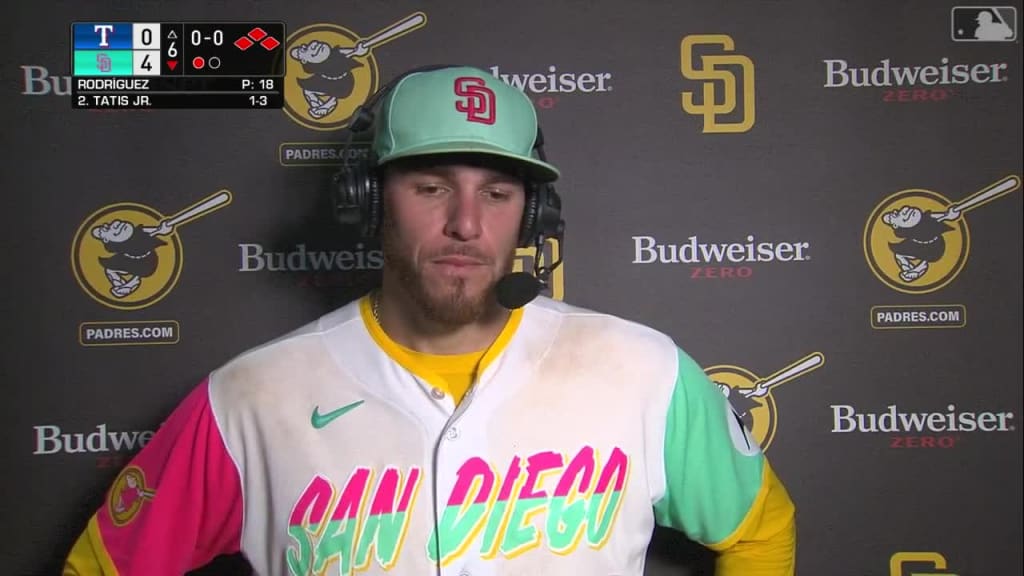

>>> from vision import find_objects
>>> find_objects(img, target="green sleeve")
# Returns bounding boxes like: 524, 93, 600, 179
653, 348, 766, 546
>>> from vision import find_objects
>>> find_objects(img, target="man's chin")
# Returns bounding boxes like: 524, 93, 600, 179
418, 280, 497, 324
421, 294, 489, 326
423, 266, 497, 292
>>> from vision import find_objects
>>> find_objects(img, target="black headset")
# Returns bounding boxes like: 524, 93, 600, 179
332, 64, 564, 249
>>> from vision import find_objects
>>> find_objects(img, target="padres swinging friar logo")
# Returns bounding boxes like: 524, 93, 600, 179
72, 190, 232, 310
864, 175, 1020, 294
107, 465, 156, 526
708, 353, 824, 451
283, 12, 426, 131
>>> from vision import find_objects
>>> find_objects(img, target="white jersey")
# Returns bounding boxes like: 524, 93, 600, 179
64, 295, 791, 575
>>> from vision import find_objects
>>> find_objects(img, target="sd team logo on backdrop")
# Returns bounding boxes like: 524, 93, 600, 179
680, 34, 755, 133
707, 352, 824, 451
512, 238, 565, 301
864, 175, 1019, 329
71, 190, 232, 345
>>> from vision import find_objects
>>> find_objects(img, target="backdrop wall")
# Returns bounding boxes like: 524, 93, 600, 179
3, 1, 1021, 575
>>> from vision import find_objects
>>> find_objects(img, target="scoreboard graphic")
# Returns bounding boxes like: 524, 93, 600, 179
71, 22, 286, 109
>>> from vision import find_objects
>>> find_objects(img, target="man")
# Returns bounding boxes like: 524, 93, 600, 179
64, 66, 796, 575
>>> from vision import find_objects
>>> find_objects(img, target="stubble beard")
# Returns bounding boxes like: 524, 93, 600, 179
380, 215, 503, 327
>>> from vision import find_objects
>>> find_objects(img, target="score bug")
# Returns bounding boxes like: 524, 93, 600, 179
71, 21, 286, 109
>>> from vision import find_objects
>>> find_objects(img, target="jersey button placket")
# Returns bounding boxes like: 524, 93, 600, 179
417, 377, 453, 416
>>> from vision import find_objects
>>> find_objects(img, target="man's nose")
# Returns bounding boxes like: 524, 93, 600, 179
444, 189, 483, 241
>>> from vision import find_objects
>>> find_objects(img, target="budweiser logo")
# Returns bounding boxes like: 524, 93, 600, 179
831, 404, 1015, 433
33, 424, 156, 455
631, 235, 811, 264
823, 58, 1010, 88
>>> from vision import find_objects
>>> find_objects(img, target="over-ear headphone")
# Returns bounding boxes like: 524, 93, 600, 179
332, 64, 564, 248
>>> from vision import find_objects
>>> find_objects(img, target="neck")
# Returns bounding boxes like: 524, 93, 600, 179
374, 283, 511, 355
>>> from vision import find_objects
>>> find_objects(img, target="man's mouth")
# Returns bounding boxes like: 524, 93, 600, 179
433, 256, 485, 267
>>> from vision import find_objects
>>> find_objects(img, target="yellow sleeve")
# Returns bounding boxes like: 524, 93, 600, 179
711, 461, 797, 576
63, 515, 120, 575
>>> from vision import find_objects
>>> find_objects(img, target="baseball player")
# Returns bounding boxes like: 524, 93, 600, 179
64, 66, 796, 575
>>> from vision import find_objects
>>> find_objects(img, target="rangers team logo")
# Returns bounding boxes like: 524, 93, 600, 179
864, 175, 1020, 294
283, 13, 427, 131
107, 465, 156, 526
72, 190, 232, 310
708, 353, 825, 451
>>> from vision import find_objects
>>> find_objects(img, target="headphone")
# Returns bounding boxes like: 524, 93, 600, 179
332, 64, 564, 249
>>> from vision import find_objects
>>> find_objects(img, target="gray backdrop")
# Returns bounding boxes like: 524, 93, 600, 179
3, 1, 1021, 575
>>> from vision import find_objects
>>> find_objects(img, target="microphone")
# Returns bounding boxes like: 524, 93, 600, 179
495, 233, 564, 310
496, 272, 544, 310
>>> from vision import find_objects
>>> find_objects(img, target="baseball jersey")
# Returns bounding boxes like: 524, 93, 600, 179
64, 295, 795, 575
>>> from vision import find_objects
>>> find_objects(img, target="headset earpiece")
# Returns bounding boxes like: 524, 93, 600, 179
517, 125, 564, 247
518, 182, 564, 248
333, 132, 381, 238
518, 185, 541, 248
363, 159, 383, 238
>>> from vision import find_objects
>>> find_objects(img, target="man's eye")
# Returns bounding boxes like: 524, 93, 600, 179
484, 188, 511, 200
417, 184, 446, 195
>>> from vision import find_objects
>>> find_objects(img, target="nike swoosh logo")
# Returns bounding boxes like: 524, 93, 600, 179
311, 400, 364, 429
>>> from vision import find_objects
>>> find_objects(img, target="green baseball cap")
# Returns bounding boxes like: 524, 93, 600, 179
372, 66, 560, 182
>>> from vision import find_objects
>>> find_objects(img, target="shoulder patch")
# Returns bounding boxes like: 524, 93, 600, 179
108, 465, 156, 526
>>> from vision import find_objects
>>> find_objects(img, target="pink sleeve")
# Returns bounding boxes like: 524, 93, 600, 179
68, 378, 244, 575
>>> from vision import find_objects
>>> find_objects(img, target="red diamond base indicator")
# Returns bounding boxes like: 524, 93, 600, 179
234, 36, 254, 51
260, 37, 280, 50
248, 27, 267, 41
192, 56, 205, 69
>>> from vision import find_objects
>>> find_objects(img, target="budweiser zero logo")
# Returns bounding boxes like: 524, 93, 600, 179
680, 34, 755, 133
454, 77, 496, 124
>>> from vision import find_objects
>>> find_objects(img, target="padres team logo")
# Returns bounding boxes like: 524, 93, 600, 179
283, 13, 427, 131
512, 238, 565, 301
680, 34, 755, 133
71, 191, 232, 310
864, 175, 1020, 294
107, 465, 156, 526
454, 77, 496, 124
707, 353, 824, 451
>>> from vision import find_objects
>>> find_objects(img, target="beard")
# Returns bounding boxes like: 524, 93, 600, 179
380, 213, 506, 327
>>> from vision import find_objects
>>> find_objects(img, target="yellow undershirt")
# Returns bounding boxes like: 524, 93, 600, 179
360, 294, 523, 405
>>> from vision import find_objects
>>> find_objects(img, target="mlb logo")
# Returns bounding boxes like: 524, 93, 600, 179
951, 6, 1017, 41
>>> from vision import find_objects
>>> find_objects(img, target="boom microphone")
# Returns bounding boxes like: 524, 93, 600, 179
496, 232, 564, 310
496, 272, 543, 310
